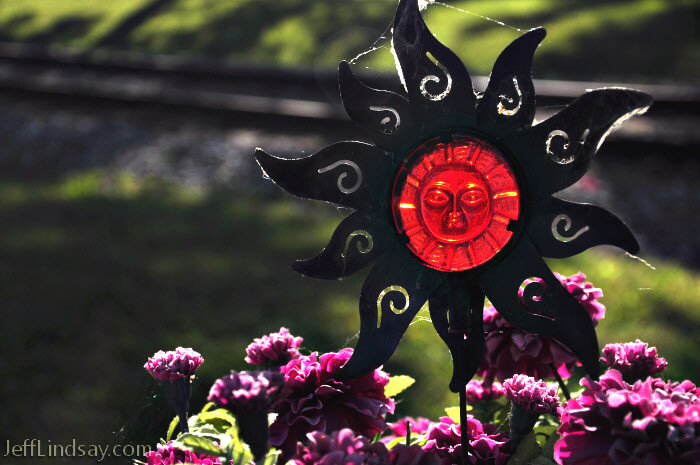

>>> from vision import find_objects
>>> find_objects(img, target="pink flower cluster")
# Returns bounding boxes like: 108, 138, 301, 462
479, 272, 605, 383
601, 340, 667, 382
503, 375, 561, 416
465, 380, 505, 404
144, 442, 220, 465
290, 429, 437, 465
144, 347, 204, 382
555, 369, 700, 465
385, 417, 432, 440
245, 327, 303, 367
269, 348, 395, 456
208, 370, 274, 412
423, 416, 510, 465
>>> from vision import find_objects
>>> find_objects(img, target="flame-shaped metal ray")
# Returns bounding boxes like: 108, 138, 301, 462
477, 27, 546, 134
292, 211, 394, 280
429, 279, 485, 392
339, 61, 415, 154
255, 142, 393, 211
527, 196, 639, 258
336, 246, 444, 381
503, 88, 653, 200
477, 236, 600, 379
392, 0, 476, 126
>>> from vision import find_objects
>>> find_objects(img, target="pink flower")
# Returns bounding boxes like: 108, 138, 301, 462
423, 417, 509, 465
144, 441, 220, 465
503, 375, 561, 416
269, 348, 395, 457
289, 429, 389, 465
144, 347, 204, 382
381, 417, 432, 445
290, 429, 438, 465
601, 340, 667, 382
554, 369, 700, 465
208, 370, 273, 412
465, 380, 505, 404
479, 272, 605, 382
389, 444, 440, 465
391, 417, 433, 436
245, 327, 303, 367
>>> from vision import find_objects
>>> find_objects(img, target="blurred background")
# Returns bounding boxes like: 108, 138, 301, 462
0, 0, 698, 463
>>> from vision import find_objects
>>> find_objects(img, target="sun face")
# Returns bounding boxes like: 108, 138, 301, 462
392, 135, 520, 271
255, 0, 652, 392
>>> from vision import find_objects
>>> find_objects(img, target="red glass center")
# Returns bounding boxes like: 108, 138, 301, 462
392, 135, 520, 272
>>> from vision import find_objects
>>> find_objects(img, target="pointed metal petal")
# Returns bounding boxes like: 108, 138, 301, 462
336, 246, 444, 380
503, 88, 652, 199
392, 0, 476, 126
527, 197, 639, 258
292, 211, 394, 280
477, 236, 600, 379
339, 61, 415, 154
477, 27, 545, 134
429, 279, 486, 392
255, 142, 393, 211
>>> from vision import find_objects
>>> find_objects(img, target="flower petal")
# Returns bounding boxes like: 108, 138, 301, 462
336, 246, 444, 380
338, 61, 415, 154
527, 196, 639, 258
255, 142, 393, 211
392, 0, 476, 127
292, 211, 394, 280
428, 279, 486, 392
476, 236, 600, 380
477, 27, 546, 134
502, 88, 653, 199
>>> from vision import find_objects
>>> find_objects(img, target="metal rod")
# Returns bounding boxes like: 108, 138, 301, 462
459, 387, 468, 465
550, 362, 571, 400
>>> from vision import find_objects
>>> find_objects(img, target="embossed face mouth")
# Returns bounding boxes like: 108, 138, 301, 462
391, 135, 520, 272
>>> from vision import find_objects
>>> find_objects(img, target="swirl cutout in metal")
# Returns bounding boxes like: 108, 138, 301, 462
419, 61, 453, 101
317, 160, 363, 194
552, 214, 590, 242
497, 76, 523, 116
376, 286, 410, 327
341, 230, 374, 258
545, 130, 575, 164
519, 277, 554, 320
369, 106, 401, 134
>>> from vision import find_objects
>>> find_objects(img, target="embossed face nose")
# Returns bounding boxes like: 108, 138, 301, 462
444, 208, 466, 231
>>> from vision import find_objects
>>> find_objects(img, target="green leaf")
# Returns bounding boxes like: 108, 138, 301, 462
173, 433, 223, 457
167, 415, 180, 441
189, 424, 225, 438
506, 431, 540, 465
226, 427, 254, 465
385, 375, 416, 397
256, 448, 281, 465
201, 402, 216, 413
541, 431, 560, 460
444, 406, 461, 423
198, 409, 238, 431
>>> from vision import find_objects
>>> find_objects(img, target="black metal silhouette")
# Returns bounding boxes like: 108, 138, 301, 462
256, 0, 651, 414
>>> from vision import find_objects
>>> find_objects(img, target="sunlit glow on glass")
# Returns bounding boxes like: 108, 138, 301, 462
391, 135, 520, 271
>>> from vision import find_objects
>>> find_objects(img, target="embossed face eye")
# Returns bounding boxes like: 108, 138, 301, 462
424, 187, 451, 210
459, 188, 487, 212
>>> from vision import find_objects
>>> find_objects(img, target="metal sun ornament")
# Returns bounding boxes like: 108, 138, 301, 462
255, 0, 652, 394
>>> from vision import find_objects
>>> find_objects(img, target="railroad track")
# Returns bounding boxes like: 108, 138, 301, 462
1, 41, 698, 149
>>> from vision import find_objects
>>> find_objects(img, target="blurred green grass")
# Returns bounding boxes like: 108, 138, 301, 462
1, 171, 698, 451
0, 0, 697, 82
